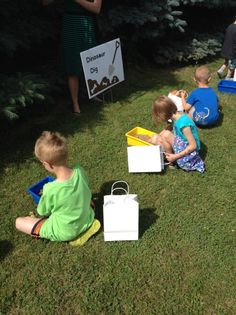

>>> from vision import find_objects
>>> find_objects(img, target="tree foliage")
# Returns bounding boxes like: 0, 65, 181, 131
154, 34, 223, 64
0, 1, 62, 57
0, 0, 236, 120
101, 0, 236, 63
0, 73, 47, 120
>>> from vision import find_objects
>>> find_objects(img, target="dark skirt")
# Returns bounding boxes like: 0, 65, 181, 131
61, 13, 96, 77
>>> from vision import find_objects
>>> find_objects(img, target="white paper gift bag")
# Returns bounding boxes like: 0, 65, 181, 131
103, 181, 139, 241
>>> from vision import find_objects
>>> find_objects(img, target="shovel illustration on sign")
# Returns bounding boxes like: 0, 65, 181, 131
108, 40, 120, 76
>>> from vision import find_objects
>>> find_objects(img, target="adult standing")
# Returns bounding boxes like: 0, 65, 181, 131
42, 0, 102, 113
217, 16, 236, 79
62, 0, 102, 114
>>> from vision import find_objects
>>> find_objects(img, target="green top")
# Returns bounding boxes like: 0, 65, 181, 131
37, 164, 94, 241
65, 0, 93, 16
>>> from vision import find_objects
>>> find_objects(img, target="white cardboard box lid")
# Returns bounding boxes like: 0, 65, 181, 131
127, 145, 163, 173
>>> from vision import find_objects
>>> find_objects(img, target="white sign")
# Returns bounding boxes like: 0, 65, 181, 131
80, 38, 125, 99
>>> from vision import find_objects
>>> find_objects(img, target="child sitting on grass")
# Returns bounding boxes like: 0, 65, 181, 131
151, 95, 205, 173
181, 66, 219, 127
15, 131, 100, 246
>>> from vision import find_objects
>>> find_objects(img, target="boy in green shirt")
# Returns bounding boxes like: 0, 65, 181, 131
15, 131, 100, 246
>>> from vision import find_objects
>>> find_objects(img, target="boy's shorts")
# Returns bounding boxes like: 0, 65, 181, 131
189, 106, 218, 126
31, 218, 46, 238
228, 58, 236, 70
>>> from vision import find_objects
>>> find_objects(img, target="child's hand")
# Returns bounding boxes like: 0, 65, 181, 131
165, 152, 177, 162
180, 91, 185, 98
179, 90, 188, 98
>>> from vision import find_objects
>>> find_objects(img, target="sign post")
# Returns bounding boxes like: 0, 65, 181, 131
80, 38, 125, 99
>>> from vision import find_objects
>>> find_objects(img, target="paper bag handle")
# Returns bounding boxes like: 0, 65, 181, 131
111, 181, 129, 195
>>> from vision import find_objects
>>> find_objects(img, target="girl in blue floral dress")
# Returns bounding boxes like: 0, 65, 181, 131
151, 95, 205, 173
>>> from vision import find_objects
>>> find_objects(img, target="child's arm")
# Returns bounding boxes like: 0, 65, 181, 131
36, 194, 52, 217
74, 0, 102, 14
165, 126, 197, 162
181, 92, 192, 112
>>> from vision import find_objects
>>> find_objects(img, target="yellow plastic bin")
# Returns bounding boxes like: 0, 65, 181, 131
125, 126, 156, 146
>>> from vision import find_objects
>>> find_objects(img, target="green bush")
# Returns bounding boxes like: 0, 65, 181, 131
153, 34, 223, 64
0, 73, 47, 120
100, 1, 235, 64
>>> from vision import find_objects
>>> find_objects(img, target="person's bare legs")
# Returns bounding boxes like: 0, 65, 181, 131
159, 130, 174, 153
149, 130, 174, 152
226, 68, 234, 79
68, 75, 80, 113
15, 216, 43, 235
150, 130, 175, 167
217, 59, 228, 78
149, 134, 163, 145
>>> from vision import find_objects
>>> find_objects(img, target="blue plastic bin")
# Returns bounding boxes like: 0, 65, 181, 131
27, 176, 55, 204
217, 79, 236, 94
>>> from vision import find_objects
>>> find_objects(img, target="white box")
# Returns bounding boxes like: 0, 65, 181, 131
127, 145, 164, 173
103, 191, 139, 241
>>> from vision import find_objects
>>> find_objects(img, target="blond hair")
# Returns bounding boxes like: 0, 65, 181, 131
152, 95, 177, 123
34, 131, 68, 166
194, 66, 211, 84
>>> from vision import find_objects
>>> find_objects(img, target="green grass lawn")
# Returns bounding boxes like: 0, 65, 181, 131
0, 60, 235, 315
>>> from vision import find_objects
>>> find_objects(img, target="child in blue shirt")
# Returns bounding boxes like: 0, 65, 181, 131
181, 66, 219, 127
151, 95, 205, 173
